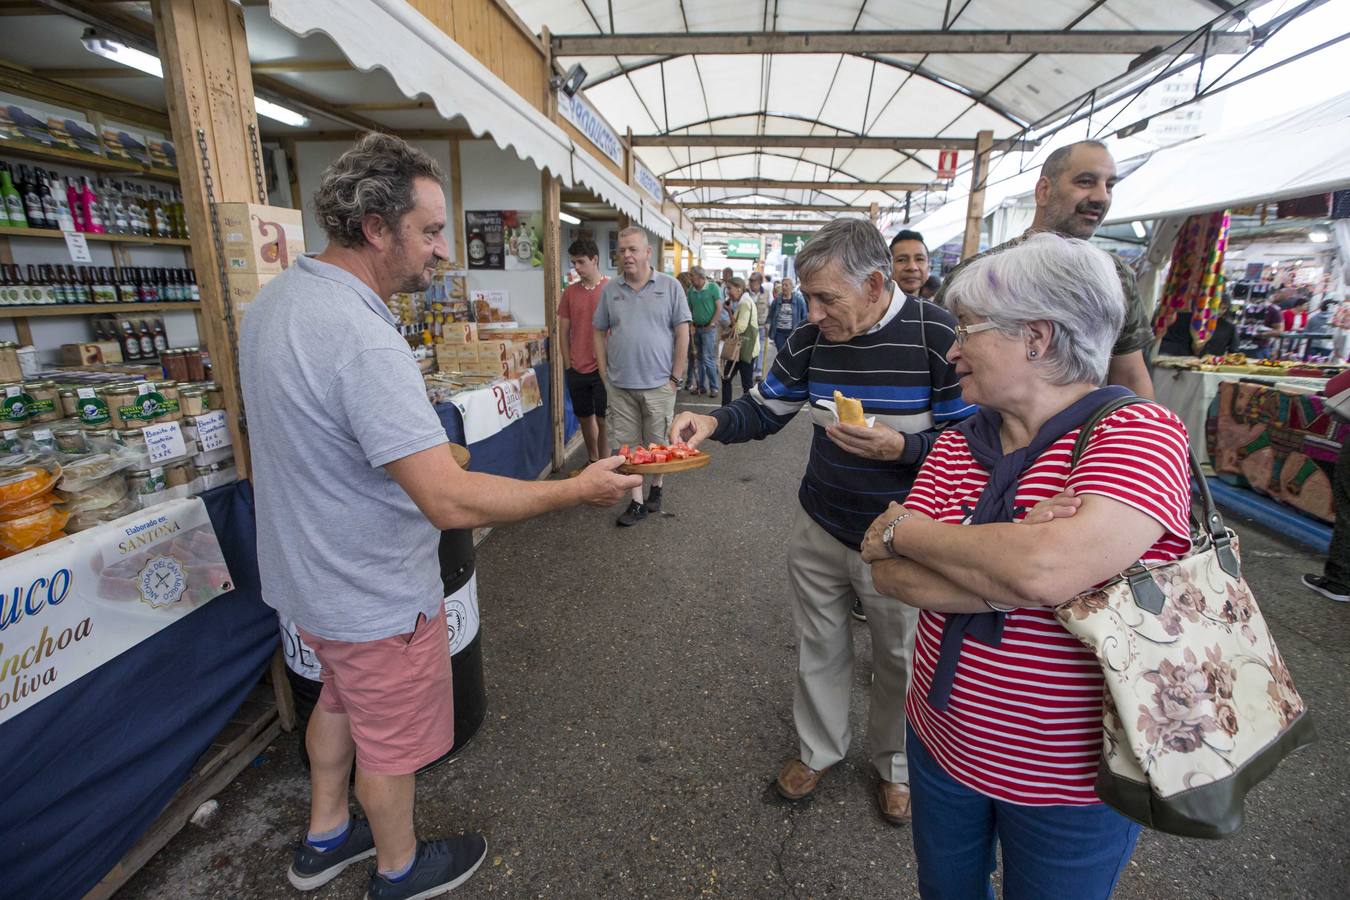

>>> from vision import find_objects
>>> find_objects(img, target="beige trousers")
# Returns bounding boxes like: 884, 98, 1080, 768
786, 507, 919, 783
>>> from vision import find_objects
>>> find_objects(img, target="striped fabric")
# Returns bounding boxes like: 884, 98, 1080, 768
710, 288, 974, 549
904, 402, 1194, 806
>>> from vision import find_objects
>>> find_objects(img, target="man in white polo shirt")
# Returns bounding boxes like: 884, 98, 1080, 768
240, 133, 638, 900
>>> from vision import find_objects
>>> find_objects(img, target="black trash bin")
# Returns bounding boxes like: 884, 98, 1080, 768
283, 527, 487, 772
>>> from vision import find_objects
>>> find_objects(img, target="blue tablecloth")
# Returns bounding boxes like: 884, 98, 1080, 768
436, 362, 578, 479
0, 482, 277, 900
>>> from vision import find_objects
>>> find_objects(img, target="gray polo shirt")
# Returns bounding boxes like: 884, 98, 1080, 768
593, 270, 692, 390
239, 255, 448, 642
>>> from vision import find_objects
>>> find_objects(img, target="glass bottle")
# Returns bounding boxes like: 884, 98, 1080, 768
0, 162, 25, 228
19, 166, 46, 229
80, 177, 105, 234
138, 319, 154, 358
152, 318, 167, 355
120, 320, 141, 360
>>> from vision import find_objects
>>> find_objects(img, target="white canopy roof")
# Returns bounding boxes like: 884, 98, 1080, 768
1103, 90, 1350, 224
507, 0, 1262, 217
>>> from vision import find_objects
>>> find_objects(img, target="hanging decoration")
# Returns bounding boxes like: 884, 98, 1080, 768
1153, 210, 1231, 351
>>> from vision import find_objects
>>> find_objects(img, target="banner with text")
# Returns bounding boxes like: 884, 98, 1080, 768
557, 91, 624, 169
0, 498, 233, 725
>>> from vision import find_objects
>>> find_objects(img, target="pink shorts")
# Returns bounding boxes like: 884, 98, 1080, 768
299, 606, 455, 776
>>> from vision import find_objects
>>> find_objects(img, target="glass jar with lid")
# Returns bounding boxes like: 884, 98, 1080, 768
23, 380, 62, 424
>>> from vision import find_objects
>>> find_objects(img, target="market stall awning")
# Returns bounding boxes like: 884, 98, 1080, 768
568, 147, 645, 224
1104, 91, 1350, 224
268, 0, 574, 180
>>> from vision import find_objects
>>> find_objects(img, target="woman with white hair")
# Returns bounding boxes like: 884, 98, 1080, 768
859, 233, 1194, 898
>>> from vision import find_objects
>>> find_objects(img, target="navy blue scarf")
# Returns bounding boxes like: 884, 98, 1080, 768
923, 385, 1132, 711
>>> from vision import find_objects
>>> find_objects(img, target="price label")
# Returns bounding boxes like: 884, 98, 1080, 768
63, 230, 92, 263
143, 421, 187, 464
195, 410, 232, 451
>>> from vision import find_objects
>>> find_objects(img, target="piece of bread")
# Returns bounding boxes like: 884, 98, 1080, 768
833, 390, 867, 427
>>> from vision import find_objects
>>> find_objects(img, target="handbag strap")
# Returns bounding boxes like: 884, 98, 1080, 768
1070, 394, 1238, 578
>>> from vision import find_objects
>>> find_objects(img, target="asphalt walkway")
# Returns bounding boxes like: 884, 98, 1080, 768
123, 397, 1349, 899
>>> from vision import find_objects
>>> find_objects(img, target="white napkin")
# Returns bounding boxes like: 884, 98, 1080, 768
817, 398, 876, 428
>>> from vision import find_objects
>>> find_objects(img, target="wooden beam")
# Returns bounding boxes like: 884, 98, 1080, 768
250, 58, 353, 75
692, 218, 836, 227
333, 100, 438, 112
552, 30, 1252, 57
666, 178, 932, 191
683, 202, 877, 212
31, 66, 148, 79
961, 129, 995, 261
152, 0, 256, 475
631, 134, 1036, 151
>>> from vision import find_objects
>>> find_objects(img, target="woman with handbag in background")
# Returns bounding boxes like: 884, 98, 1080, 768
858, 234, 1196, 899
719, 277, 759, 407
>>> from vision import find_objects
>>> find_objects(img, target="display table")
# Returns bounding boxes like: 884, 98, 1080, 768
1151, 364, 1330, 465
1208, 379, 1347, 526
435, 361, 578, 479
0, 481, 276, 900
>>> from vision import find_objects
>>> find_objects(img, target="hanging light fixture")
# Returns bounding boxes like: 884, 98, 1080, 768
81, 29, 311, 128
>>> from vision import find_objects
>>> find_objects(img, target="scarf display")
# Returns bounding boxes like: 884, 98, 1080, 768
1153, 210, 1231, 352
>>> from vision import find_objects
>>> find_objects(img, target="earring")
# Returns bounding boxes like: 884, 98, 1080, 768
1028, 349, 1039, 359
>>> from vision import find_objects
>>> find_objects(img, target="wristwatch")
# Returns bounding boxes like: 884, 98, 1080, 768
881, 511, 913, 557
669, 374, 682, 386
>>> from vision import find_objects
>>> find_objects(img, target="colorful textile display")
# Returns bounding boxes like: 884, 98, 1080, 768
1208, 380, 1348, 524
1153, 210, 1231, 351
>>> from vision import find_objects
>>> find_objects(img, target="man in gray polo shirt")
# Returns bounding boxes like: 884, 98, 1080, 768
594, 225, 691, 526
240, 133, 638, 900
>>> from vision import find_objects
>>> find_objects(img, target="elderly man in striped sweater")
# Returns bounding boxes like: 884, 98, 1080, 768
670, 219, 973, 825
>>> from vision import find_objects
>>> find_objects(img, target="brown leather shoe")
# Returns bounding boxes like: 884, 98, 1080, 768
876, 780, 912, 825
775, 759, 830, 801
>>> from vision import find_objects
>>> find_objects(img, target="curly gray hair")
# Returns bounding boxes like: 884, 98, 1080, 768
312, 132, 443, 248
795, 219, 893, 291
944, 232, 1125, 385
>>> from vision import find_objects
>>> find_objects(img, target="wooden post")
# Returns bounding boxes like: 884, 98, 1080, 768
542, 171, 564, 472
449, 138, 466, 265
961, 129, 994, 260
541, 25, 566, 472
869, 201, 880, 224
152, 0, 257, 476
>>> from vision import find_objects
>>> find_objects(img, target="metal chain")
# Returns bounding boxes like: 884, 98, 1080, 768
247, 123, 267, 205
196, 128, 245, 428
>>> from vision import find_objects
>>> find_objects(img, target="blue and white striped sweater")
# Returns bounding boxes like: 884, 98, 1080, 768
711, 296, 974, 549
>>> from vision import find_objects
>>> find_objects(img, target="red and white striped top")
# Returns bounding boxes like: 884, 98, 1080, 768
904, 402, 1193, 805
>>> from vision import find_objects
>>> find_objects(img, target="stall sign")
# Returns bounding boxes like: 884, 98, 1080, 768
0, 498, 233, 726
726, 237, 761, 259
143, 421, 187, 465
466, 210, 543, 271
556, 90, 624, 168
195, 410, 232, 452
634, 160, 663, 203
781, 233, 809, 256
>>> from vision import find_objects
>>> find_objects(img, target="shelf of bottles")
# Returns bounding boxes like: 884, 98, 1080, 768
0, 158, 190, 240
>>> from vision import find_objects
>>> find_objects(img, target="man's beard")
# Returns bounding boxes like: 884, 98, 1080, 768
393, 237, 435, 293
1051, 200, 1107, 239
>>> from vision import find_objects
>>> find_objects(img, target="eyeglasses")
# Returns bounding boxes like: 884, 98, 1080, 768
953, 321, 999, 345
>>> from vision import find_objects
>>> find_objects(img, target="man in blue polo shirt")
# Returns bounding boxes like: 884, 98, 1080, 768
670, 219, 973, 826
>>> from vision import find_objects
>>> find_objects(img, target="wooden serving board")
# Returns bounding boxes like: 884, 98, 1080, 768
618, 452, 711, 475
450, 443, 471, 469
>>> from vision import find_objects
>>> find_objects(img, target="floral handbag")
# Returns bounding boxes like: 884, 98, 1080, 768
1054, 396, 1316, 839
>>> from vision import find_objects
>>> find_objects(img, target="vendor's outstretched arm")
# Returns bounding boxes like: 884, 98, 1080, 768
386, 445, 640, 530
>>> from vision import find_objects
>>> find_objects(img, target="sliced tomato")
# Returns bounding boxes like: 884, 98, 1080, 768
652, 451, 669, 463
671, 448, 687, 460
619, 444, 630, 457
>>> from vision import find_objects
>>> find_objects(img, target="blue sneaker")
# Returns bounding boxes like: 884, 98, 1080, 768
288, 818, 376, 890
366, 835, 488, 900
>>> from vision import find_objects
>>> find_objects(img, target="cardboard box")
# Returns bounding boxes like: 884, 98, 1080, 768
60, 342, 123, 366
225, 272, 278, 323
439, 322, 478, 344
217, 203, 306, 275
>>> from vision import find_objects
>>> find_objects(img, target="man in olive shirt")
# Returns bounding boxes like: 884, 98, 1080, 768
686, 266, 722, 396
935, 140, 1155, 399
